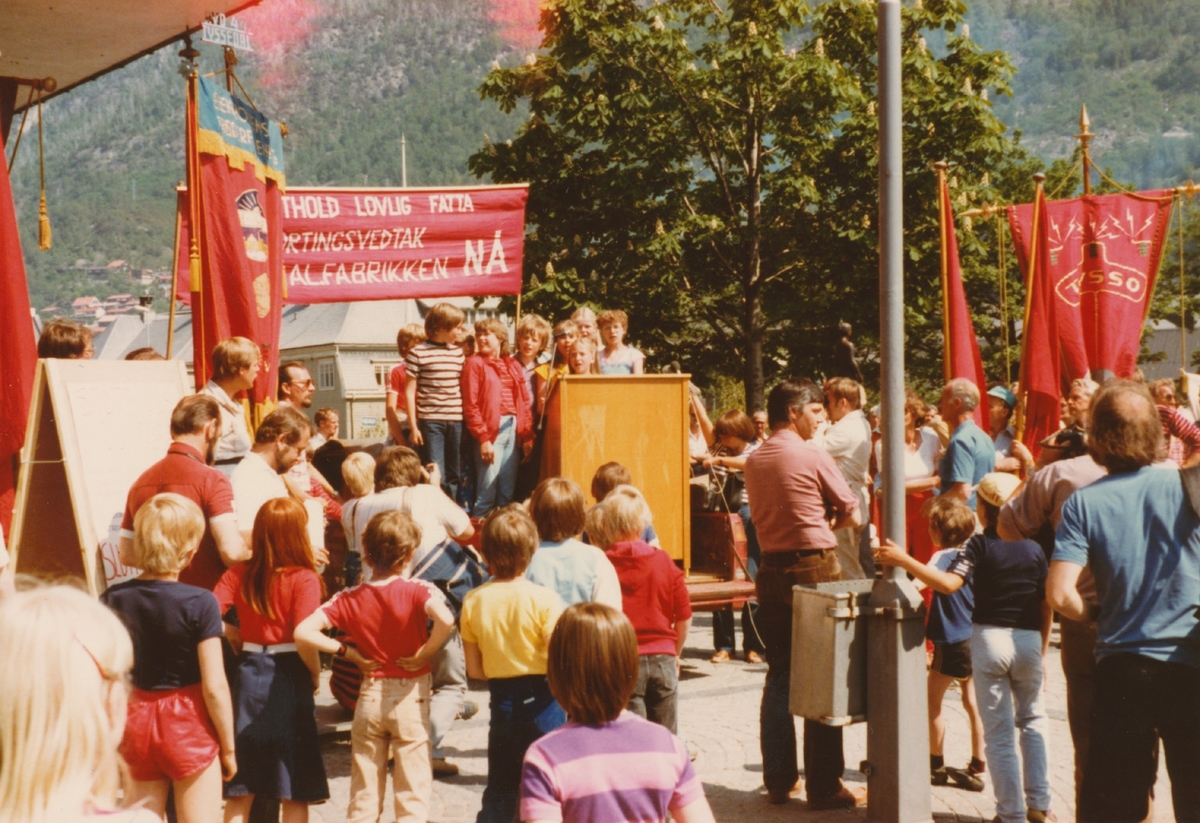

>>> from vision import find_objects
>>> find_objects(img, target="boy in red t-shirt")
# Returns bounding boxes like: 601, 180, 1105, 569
296, 510, 454, 823
385, 323, 426, 447
587, 485, 692, 734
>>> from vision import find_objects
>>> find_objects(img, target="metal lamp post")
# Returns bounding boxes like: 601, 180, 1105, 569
866, 1, 933, 821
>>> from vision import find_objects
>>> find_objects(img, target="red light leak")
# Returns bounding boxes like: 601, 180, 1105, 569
485, 0, 542, 51
236, 0, 540, 88
237, 0, 320, 87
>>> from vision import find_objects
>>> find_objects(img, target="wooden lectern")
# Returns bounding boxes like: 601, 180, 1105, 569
540, 374, 692, 568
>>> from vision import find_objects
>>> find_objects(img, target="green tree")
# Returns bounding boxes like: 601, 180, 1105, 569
471, 0, 1031, 409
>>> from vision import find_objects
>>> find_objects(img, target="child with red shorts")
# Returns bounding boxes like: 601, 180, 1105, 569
101, 493, 237, 823
296, 510, 455, 823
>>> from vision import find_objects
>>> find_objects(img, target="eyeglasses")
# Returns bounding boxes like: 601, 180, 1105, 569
286, 378, 315, 388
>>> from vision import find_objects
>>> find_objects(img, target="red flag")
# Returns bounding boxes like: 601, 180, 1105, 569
0, 148, 38, 539
939, 174, 987, 429
186, 75, 286, 416
1018, 186, 1062, 455
1008, 190, 1171, 381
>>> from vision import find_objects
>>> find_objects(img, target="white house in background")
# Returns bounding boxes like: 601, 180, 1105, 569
91, 297, 506, 440
1141, 320, 1200, 381
278, 298, 503, 439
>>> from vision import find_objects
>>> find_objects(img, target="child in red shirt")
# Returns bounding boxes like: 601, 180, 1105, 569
215, 497, 329, 822
588, 485, 692, 734
296, 511, 455, 823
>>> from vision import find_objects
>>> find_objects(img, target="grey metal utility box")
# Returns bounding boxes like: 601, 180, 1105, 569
789, 579, 875, 725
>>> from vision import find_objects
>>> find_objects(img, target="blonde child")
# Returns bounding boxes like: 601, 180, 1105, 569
340, 451, 379, 587
525, 477, 622, 610
0, 585, 158, 823
405, 302, 467, 501
597, 309, 645, 375
215, 498, 329, 823
296, 510, 455, 823
520, 603, 716, 823
461, 505, 565, 823
386, 323, 426, 446
568, 337, 599, 375
586, 462, 661, 547
588, 487, 692, 733
877, 497, 987, 791
515, 313, 552, 385
100, 493, 237, 823
570, 305, 601, 348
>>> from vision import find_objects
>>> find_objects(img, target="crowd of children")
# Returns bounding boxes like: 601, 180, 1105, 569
0, 304, 717, 823
387, 302, 646, 518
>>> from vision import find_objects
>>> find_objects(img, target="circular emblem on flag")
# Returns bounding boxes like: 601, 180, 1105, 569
236, 189, 269, 263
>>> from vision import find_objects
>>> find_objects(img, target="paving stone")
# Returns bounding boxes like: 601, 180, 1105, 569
312, 615, 1173, 822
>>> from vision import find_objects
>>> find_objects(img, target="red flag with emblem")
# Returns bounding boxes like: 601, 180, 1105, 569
939, 174, 988, 429
1017, 186, 1063, 455
186, 75, 285, 419
1008, 190, 1172, 381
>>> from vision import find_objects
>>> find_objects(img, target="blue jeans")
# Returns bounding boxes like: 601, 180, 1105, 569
417, 419, 461, 502
757, 548, 846, 800
473, 415, 519, 517
970, 625, 1050, 822
477, 675, 565, 823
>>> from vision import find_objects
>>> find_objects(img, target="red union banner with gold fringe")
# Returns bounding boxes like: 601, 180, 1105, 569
186, 75, 285, 406
1008, 190, 1173, 381
175, 185, 528, 304
938, 172, 987, 429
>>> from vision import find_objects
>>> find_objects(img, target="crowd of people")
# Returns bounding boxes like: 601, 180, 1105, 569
3, 312, 1200, 823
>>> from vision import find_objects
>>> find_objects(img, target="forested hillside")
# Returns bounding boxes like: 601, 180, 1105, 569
966, 0, 1200, 187
4, 0, 1199, 316
4, 0, 528, 313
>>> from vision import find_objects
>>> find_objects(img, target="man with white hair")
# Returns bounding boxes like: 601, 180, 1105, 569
935, 378, 995, 508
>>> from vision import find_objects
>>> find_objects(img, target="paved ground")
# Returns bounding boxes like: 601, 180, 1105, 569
308, 616, 1174, 822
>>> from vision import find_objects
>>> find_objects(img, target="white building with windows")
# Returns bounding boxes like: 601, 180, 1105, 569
93, 298, 506, 440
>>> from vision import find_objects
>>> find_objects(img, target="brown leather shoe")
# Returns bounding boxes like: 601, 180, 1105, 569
766, 782, 802, 805
746, 650, 765, 664
710, 650, 731, 664
808, 785, 866, 810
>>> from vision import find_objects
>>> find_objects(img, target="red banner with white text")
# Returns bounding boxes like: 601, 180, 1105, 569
177, 185, 528, 303
1008, 190, 1173, 381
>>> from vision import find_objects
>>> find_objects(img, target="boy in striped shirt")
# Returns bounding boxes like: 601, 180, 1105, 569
405, 302, 467, 501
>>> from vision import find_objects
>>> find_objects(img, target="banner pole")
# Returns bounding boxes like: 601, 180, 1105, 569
1078, 105, 1093, 197
167, 191, 182, 359
1015, 172, 1046, 442
935, 161, 951, 384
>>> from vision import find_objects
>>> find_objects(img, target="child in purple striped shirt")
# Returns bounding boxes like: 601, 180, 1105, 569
519, 603, 715, 823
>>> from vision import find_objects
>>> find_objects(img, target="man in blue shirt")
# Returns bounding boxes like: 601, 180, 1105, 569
1049, 380, 1200, 822
936, 378, 995, 509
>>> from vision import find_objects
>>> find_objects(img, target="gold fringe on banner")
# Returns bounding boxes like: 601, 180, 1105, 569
36, 89, 50, 250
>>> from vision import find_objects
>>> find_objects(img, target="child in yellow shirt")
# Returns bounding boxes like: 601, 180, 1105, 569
461, 505, 564, 823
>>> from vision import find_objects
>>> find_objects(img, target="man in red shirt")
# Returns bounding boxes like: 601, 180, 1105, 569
119, 395, 249, 590
744, 378, 862, 811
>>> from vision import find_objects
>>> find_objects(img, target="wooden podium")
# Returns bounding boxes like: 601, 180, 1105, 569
540, 374, 692, 568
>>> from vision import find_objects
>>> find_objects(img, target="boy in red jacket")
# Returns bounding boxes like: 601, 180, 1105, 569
587, 485, 692, 733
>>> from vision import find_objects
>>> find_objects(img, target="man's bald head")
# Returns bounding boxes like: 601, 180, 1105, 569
1087, 380, 1162, 473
